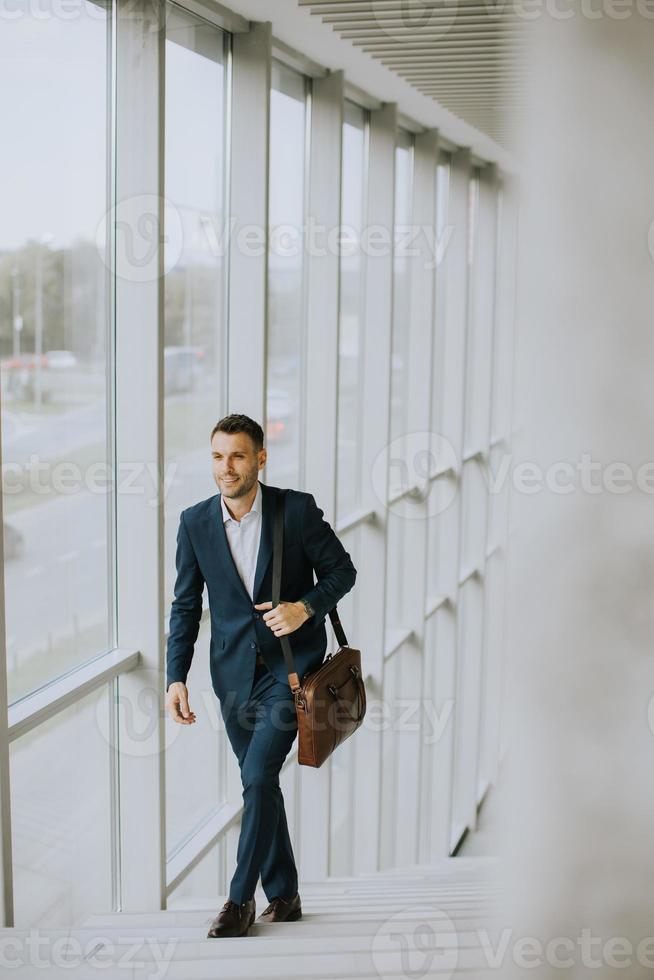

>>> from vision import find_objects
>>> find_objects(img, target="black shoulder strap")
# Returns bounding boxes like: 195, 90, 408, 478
272, 489, 349, 679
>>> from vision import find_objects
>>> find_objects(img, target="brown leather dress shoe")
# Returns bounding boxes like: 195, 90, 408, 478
207, 897, 256, 938
256, 892, 302, 923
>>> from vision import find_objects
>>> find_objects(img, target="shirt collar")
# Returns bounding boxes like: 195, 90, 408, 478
221, 479, 262, 525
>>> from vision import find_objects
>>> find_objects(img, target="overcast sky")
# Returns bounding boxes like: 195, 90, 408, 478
1, 6, 309, 258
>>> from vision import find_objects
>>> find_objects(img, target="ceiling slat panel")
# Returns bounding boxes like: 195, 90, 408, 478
303, 0, 523, 146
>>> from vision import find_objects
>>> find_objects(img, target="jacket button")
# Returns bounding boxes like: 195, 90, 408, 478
249, 641, 256, 648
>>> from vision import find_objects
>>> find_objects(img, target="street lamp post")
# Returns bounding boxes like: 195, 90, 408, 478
34, 233, 54, 410
10, 267, 22, 360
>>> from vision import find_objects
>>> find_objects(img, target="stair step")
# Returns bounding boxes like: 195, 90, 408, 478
0, 936, 498, 978
82, 893, 497, 927
1, 860, 501, 977
2, 913, 501, 941
6, 969, 496, 980
80, 907, 497, 931
307, 863, 498, 880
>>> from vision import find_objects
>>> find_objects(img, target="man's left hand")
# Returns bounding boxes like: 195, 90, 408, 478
254, 600, 309, 636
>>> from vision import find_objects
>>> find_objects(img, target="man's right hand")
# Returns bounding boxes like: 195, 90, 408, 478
166, 682, 196, 725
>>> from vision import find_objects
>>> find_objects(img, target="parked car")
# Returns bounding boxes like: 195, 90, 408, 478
266, 387, 294, 443
1, 354, 51, 402
164, 346, 204, 395
45, 350, 78, 369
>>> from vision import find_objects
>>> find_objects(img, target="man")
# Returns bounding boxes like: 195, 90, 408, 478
165, 413, 357, 939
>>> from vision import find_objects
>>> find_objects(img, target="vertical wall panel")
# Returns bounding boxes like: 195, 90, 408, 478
465, 166, 498, 457
450, 574, 484, 847
493, 178, 520, 769
115, 0, 166, 911
303, 71, 343, 509
298, 69, 344, 882
223, 20, 272, 889
227, 22, 271, 425
441, 149, 471, 462
419, 605, 457, 861
446, 148, 472, 852
397, 129, 438, 866
353, 102, 396, 875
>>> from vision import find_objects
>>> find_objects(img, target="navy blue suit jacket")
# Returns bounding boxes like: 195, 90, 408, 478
165, 481, 357, 718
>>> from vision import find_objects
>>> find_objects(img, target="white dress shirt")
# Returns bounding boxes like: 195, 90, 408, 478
220, 480, 263, 601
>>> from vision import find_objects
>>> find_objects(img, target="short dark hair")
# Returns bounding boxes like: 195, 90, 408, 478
210, 414, 264, 452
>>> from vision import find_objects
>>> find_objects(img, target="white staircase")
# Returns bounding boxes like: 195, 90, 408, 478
1, 858, 502, 978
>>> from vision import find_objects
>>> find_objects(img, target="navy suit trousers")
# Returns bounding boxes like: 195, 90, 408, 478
224, 660, 300, 904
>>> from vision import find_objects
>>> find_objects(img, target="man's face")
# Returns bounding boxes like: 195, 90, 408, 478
211, 430, 265, 498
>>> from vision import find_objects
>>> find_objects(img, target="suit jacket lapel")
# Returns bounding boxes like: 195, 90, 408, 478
203, 480, 276, 605
203, 491, 250, 603
253, 481, 275, 602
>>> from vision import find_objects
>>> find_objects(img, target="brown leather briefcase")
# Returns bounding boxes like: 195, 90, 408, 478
272, 490, 366, 768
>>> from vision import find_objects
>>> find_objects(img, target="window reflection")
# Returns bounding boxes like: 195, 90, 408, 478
164, 5, 228, 612
336, 101, 368, 521
0, 2, 112, 704
389, 130, 414, 493
385, 131, 414, 629
265, 61, 307, 487
11, 684, 114, 927
431, 156, 451, 445
165, 619, 222, 850
468, 168, 480, 268
328, 524, 362, 875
